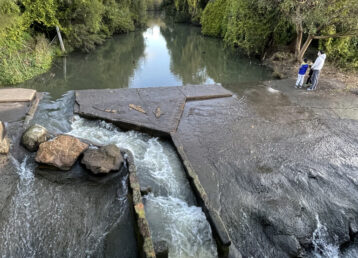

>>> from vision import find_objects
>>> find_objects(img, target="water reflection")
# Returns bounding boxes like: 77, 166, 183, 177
20, 32, 145, 99
161, 21, 272, 85
13, 14, 272, 99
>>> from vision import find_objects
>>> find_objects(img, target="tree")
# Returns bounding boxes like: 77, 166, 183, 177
280, 0, 358, 61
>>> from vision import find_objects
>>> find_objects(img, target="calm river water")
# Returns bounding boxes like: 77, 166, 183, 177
19, 15, 272, 99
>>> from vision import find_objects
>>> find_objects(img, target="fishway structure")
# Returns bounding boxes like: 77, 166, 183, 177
75, 84, 235, 257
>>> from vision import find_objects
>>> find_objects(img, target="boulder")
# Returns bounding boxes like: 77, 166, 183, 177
21, 124, 49, 151
154, 241, 169, 258
35, 135, 88, 170
81, 144, 123, 174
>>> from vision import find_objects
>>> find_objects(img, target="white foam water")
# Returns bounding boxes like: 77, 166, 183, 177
311, 215, 339, 258
311, 215, 358, 258
69, 116, 217, 257
0, 155, 129, 257
144, 194, 217, 258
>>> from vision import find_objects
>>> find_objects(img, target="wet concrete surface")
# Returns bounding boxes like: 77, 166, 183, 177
74, 80, 358, 257
176, 80, 358, 257
75, 85, 232, 135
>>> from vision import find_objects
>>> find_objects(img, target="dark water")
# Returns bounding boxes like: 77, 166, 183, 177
17, 15, 272, 99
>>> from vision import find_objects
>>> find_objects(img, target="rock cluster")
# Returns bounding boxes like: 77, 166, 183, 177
19, 125, 125, 174
35, 135, 89, 170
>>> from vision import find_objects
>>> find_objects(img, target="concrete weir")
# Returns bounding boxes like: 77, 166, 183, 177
0, 88, 41, 158
0, 88, 39, 124
75, 85, 235, 257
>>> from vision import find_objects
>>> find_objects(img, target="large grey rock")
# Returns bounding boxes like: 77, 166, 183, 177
81, 144, 123, 174
22, 124, 49, 151
35, 135, 88, 170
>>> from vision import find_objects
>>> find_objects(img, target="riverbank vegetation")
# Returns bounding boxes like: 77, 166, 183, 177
165, 0, 358, 70
0, 0, 147, 85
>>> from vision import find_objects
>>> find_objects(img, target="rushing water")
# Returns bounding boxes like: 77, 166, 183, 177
310, 215, 358, 258
0, 153, 136, 257
68, 116, 217, 257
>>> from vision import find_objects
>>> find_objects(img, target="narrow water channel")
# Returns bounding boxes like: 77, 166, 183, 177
69, 116, 218, 257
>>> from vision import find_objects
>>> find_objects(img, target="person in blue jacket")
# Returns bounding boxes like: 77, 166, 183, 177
295, 58, 309, 88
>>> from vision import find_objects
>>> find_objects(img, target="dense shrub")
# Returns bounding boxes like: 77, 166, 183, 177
163, 0, 208, 24
201, 0, 227, 37
320, 36, 358, 70
0, 34, 54, 85
201, 0, 293, 57
170, 0, 357, 68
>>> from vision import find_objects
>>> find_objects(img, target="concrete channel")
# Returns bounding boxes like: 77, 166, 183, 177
74, 84, 235, 257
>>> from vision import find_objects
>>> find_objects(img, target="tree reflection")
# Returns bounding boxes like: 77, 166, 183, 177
161, 21, 272, 86
20, 31, 145, 99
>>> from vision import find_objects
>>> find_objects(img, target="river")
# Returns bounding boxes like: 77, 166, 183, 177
0, 14, 272, 257
1, 13, 358, 258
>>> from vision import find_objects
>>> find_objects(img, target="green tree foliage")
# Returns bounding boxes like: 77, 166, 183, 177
200, 0, 227, 37
0, 0, 148, 84
278, 0, 358, 61
171, 0, 358, 67
320, 36, 358, 69
0, 0, 54, 84
163, 0, 208, 24
147, 0, 163, 10
17, 0, 147, 52
201, 0, 293, 57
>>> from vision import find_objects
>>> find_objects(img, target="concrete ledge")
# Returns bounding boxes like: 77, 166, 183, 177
180, 85, 233, 101
125, 149, 156, 258
74, 85, 233, 136
76, 111, 171, 138
170, 133, 231, 258
0, 89, 39, 123
24, 93, 42, 126
0, 88, 36, 103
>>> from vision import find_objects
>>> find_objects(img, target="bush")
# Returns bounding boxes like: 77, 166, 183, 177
0, 0, 148, 84
320, 36, 358, 70
201, 0, 227, 37
0, 34, 54, 85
